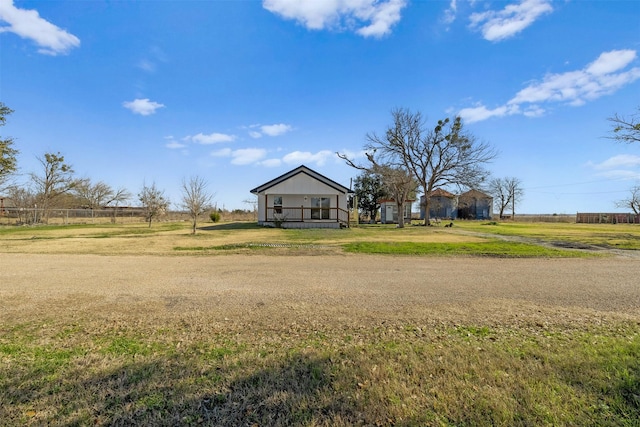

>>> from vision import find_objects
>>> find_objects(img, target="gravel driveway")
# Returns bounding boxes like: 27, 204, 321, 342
1, 254, 638, 326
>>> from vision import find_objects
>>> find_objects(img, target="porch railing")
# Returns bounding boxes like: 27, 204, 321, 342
266, 206, 350, 226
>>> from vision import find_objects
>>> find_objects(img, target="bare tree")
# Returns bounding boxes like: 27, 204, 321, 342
73, 179, 131, 222
364, 108, 497, 225
180, 176, 214, 234
29, 152, 76, 223
616, 185, 640, 214
375, 163, 417, 228
107, 187, 131, 223
338, 152, 417, 228
138, 182, 169, 227
0, 102, 18, 191
608, 107, 640, 144
74, 179, 114, 221
6, 185, 36, 224
489, 177, 524, 219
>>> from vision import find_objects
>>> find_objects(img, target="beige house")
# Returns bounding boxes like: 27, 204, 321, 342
250, 165, 352, 228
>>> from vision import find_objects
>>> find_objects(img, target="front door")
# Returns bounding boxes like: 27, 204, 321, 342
386, 205, 395, 223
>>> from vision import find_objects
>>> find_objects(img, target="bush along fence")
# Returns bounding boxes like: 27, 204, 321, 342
576, 212, 640, 224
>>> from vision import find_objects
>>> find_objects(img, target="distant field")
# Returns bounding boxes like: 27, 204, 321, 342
1, 221, 639, 425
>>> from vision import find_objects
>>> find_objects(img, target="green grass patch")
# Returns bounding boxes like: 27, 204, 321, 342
2, 318, 638, 425
343, 240, 594, 257
459, 221, 640, 250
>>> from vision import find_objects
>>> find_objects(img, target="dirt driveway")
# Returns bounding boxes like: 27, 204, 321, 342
1, 254, 638, 327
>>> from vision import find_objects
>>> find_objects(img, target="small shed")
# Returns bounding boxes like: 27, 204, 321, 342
379, 199, 413, 224
250, 165, 352, 228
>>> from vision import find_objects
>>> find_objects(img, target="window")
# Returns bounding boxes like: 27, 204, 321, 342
311, 197, 330, 219
273, 196, 282, 214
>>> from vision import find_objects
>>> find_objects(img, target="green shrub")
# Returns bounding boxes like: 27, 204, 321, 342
209, 211, 221, 223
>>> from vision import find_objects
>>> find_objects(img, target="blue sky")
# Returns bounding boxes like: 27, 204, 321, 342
1, 0, 639, 214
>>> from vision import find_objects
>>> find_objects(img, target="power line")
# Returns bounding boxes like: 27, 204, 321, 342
524, 176, 634, 191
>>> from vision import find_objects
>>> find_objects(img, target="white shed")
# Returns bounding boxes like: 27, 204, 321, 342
250, 165, 352, 228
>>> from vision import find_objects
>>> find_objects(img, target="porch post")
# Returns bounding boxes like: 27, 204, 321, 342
265, 195, 268, 222
301, 205, 304, 222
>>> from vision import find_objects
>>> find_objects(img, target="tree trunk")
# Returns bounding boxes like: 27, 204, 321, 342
423, 197, 431, 226
396, 201, 405, 228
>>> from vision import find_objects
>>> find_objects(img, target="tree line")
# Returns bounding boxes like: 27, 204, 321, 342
0, 103, 214, 233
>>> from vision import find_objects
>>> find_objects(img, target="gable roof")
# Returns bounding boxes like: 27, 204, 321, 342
459, 189, 492, 199
431, 188, 456, 198
250, 165, 352, 195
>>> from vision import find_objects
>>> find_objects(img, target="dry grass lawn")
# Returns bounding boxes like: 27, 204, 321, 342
1, 222, 639, 425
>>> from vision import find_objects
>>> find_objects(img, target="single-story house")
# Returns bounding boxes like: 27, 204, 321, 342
379, 199, 413, 224
250, 165, 352, 228
457, 189, 493, 220
424, 188, 456, 219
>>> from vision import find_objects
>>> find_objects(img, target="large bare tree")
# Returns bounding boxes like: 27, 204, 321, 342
0, 102, 18, 191
364, 108, 497, 225
488, 177, 524, 219
138, 182, 169, 227
30, 152, 76, 223
616, 185, 640, 214
608, 107, 640, 144
180, 176, 214, 234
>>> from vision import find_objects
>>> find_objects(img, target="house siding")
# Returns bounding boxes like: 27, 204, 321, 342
251, 165, 351, 228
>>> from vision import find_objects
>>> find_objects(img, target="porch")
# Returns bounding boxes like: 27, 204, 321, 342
261, 206, 350, 228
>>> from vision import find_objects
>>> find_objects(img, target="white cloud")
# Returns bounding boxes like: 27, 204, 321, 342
189, 132, 236, 144
591, 154, 640, 171
262, 0, 407, 38
458, 104, 516, 123
508, 50, 640, 106
586, 49, 638, 76
164, 136, 186, 149
231, 148, 267, 165
469, 0, 553, 42
0, 0, 80, 55
260, 123, 293, 136
442, 0, 458, 25
122, 98, 165, 116
212, 147, 268, 165
282, 150, 334, 166
587, 154, 640, 181
459, 49, 640, 123
247, 123, 293, 138
209, 147, 346, 168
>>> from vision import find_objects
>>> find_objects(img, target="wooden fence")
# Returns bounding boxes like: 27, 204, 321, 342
576, 213, 640, 224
